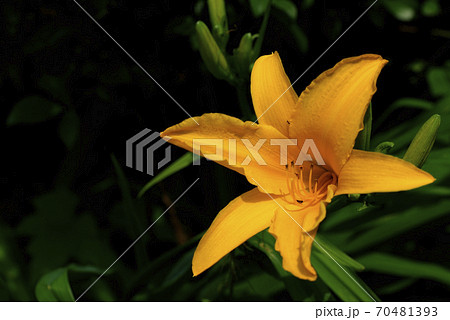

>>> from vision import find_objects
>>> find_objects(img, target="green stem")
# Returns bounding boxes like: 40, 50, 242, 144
236, 85, 253, 120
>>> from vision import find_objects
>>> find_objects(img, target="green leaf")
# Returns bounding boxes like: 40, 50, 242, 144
126, 233, 204, 298
249, 0, 270, 17
247, 231, 286, 276
7, 96, 63, 126
35, 268, 74, 302
390, 97, 434, 110
427, 67, 450, 97
421, 0, 441, 17
232, 272, 285, 300
377, 278, 417, 295
338, 197, 450, 253
311, 248, 379, 302
251, 229, 374, 302
373, 104, 445, 153
161, 249, 195, 288
288, 22, 308, 54
301, 0, 315, 9
111, 154, 148, 267
137, 152, 199, 198
248, 231, 333, 301
271, 7, 308, 54
320, 202, 365, 232
17, 189, 115, 279
422, 147, 450, 180
358, 252, 450, 286
35, 265, 103, 302
314, 235, 365, 272
383, 0, 417, 22
374, 98, 433, 130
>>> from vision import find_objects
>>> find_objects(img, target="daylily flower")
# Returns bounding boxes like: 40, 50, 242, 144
160, 53, 435, 280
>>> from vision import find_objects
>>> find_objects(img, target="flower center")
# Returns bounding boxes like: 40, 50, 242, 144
282, 162, 337, 209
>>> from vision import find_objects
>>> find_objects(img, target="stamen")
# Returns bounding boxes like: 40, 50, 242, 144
308, 164, 313, 192
281, 163, 337, 208
290, 179, 297, 204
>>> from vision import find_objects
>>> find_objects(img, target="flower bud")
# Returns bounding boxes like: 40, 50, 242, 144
403, 114, 440, 168
195, 21, 233, 82
232, 33, 256, 78
348, 193, 360, 201
374, 141, 395, 154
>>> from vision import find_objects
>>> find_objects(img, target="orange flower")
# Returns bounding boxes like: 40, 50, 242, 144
161, 53, 435, 280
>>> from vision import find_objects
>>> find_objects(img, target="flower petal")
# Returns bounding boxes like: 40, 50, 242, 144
269, 201, 327, 280
251, 52, 298, 137
161, 113, 299, 194
192, 188, 280, 276
336, 149, 435, 195
289, 54, 388, 174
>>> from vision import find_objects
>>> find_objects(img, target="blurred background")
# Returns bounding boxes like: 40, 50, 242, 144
1, 0, 449, 301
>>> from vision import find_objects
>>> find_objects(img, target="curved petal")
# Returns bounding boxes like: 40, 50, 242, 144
192, 188, 280, 276
161, 113, 299, 194
251, 52, 298, 137
289, 54, 388, 175
269, 201, 327, 280
336, 149, 435, 195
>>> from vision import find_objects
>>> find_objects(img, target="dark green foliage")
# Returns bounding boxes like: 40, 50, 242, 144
1, 0, 449, 301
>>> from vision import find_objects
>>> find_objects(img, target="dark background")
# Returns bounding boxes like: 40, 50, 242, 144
1, 0, 449, 301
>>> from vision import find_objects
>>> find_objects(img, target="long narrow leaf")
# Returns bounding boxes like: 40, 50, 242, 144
111, 154, 148, 267
357, 252, 450, 286
35, 264, 102, 302
248, 231, 333, 301
314, 235, 364, 272
137, 152, 198, 199
342, 199, 450, 253
35, 268, 74, 302
311, 249, 380, 302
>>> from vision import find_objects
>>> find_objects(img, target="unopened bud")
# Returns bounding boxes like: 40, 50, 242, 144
195, 21, 233, 82
403, 114, 440, 168
348, 193, 360, 201
375, 141, 395, 154
232, 33, 256, 77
